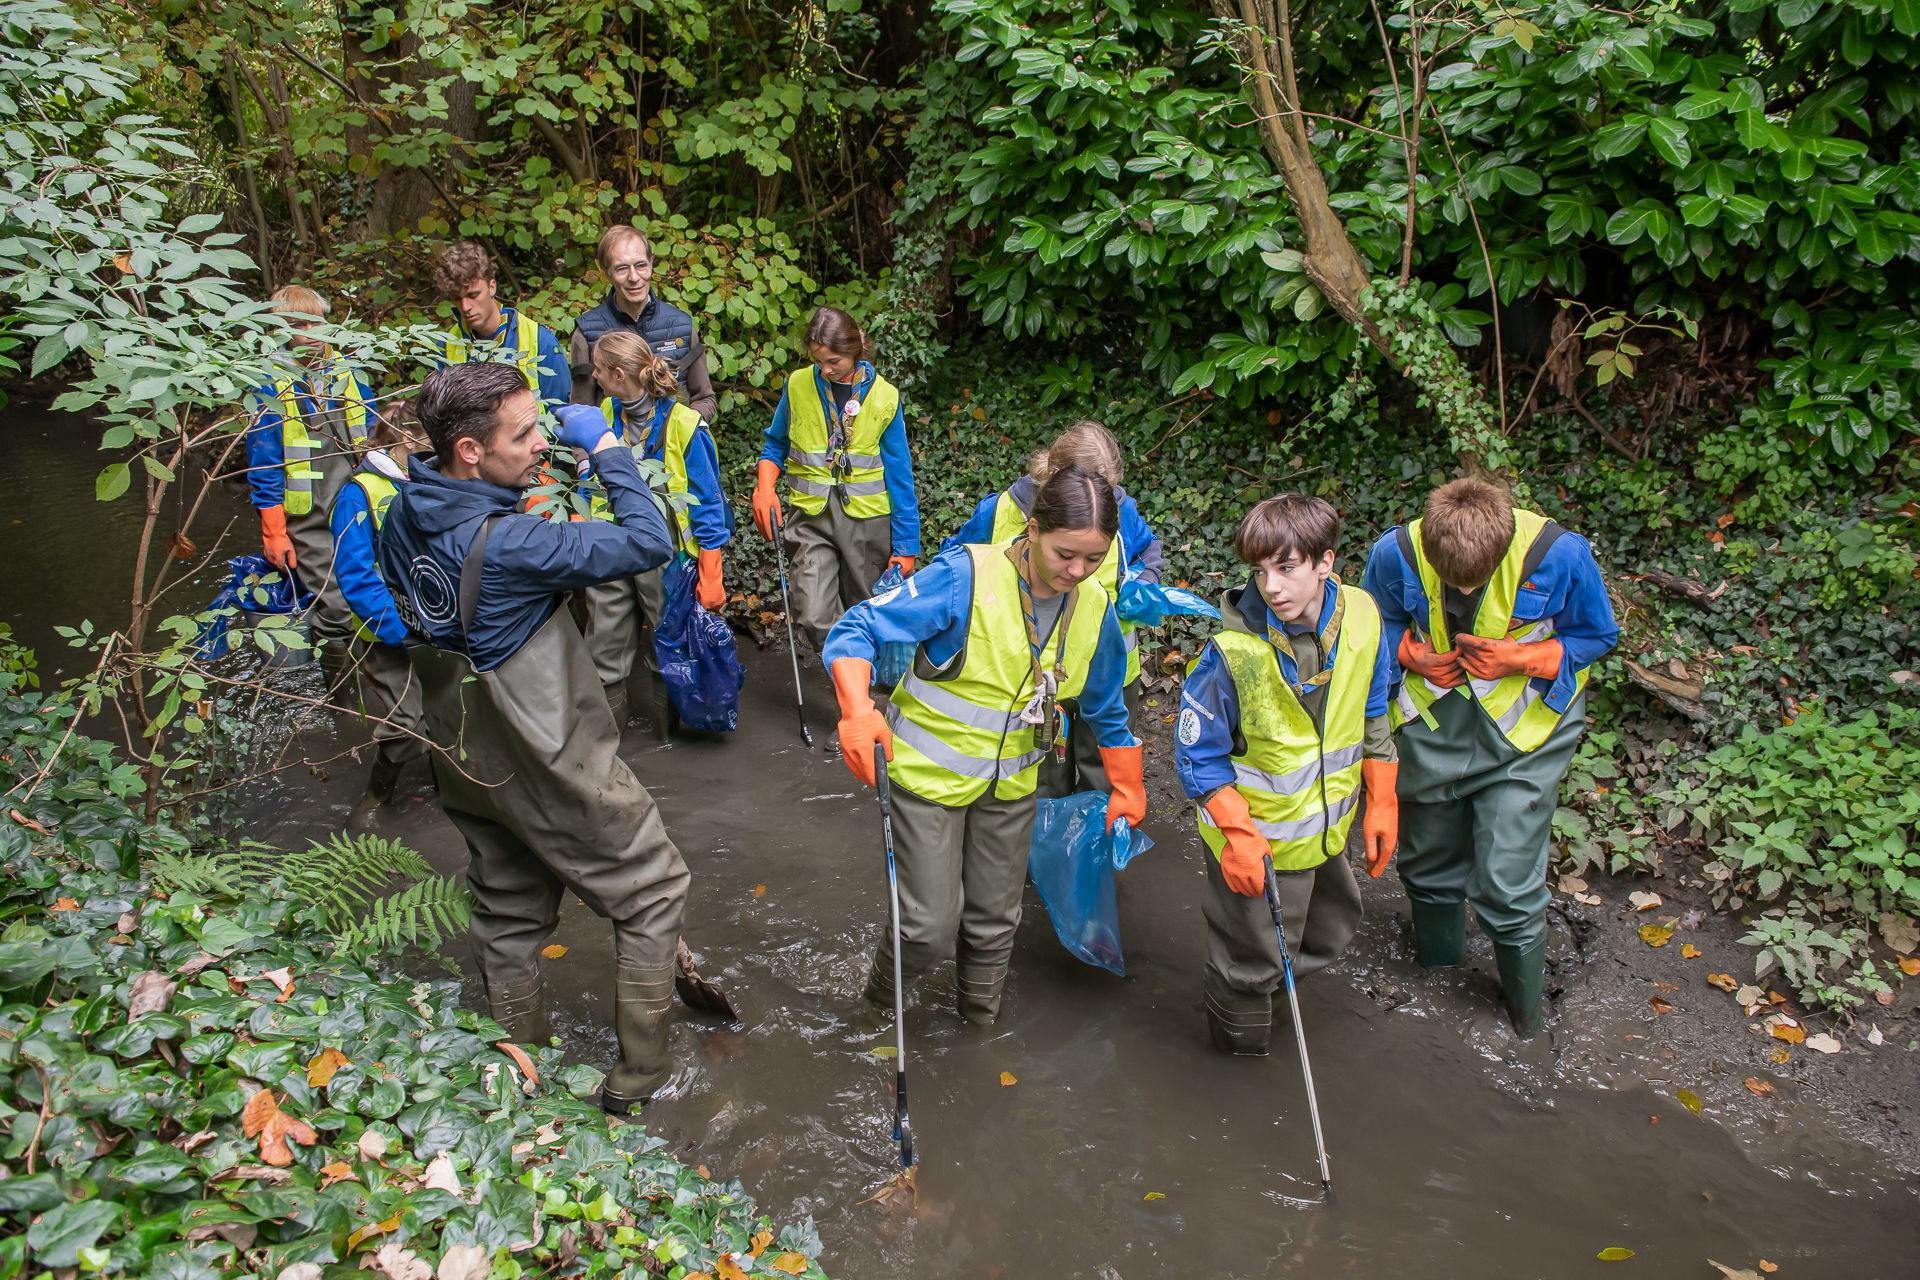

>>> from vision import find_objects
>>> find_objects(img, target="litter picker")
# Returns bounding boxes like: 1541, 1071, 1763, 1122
767, 506, 812, 745
874, 745, 915, 1172
1264, 856, 1332, 1193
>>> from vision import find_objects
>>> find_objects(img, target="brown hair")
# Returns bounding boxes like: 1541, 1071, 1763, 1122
415, 362, 529, 461
365, 398, 423, 452
592, 331, 679, 401
596, 225, 652, 271
268, 285, 329, 320
1422, 478, 1516, 589
1030, 419, 1124, 488
803, 306, 872, 361
1031, 464, 1119, 538
432, 241, 494, 296
1235, 493, 1340, 566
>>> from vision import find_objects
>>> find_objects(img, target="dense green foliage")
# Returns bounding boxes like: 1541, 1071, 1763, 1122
0, 663, 833, 1280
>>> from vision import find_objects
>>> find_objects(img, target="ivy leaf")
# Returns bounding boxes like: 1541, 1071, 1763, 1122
25, 1201, 121, 1268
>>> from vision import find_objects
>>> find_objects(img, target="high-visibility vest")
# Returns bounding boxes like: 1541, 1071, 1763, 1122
587, 398, 706, 550
989, 488, 1141, 685
1392, 508, 1582, 752
344, 468, 400, 643
442, 310, 545, 393
268, 360, 370, 516
782, 366, 899, 520
885, 541, 1111, 806
1194, 584, 1381, 871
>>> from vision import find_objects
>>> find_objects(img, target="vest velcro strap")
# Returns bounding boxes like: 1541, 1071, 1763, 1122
886, 704, 1043, 781
787, 475, 833, 497
896, 673, 1025, 735
1230, 742, 1363, 798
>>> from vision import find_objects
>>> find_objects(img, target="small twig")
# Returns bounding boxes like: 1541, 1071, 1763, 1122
24, 1064, 51, 1174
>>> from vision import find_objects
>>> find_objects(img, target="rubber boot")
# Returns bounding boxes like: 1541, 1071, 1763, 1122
599, 962, 675, 1115
316, 636, 352, 705
849, 965, 894, 1036
1493, 939, 1547, 1040
1410, 899, 1467, 968
1204, 1001, 1272, 1056
346, 755, 406, 833
956, 963, 1009, 1026
485, 974, 551, 1046
603, 680, 629, 732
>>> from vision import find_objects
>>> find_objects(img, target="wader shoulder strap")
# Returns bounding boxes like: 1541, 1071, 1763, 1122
458, 513, 505, 643
1517, 520, 1566, 584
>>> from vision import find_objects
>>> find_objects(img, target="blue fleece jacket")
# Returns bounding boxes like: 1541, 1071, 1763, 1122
1360, 524, 1619, 714
1176, 577, 1394, 799
823, 543, 1139, 749
378, 447, 672, 671
758, 361, 920, 556
938, 475, 1164, 582
435, 307, 572, 409
242, 363, 377, 509
608, 398, 732, 550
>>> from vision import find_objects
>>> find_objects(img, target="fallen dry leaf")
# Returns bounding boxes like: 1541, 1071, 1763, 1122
857, 1167, 918, 1209
1638, 924, 1674, 948
495, 1040, 540, 1089
319, 1160, 357, 1188
1735, 984, 1767, 1011
1767, 1046, 1791, 1064
1743, 1078, 1774, 1096
1804, 1033, 1842, 1055
1575, 892, 1603, 906
371, 1241, 432, 1280
1707, 973, 1740, 992
278, 1266, 321, 1280
1681, 944, 1702, 959
749, 1231, 774, 1258
768, 1254, 809, 1276
241, 1089, 317, 1166
1558, 875, 1589, 894
1879, 912, 1918, 955
307, 1047, 351, 1087
422, 1152, 463, 1195
1769, 1022, 1806, 1045
1143, 1191, 1166, 1200
128, 971, 177, 1018
1759, 1264, 1778, 1274
999, 1071, 1018, 1086
716, 1255, 750, 1280
540, 944, 569, 959
49, 897, 80, 912
356, 1128, 390, 1161
1650, 996, 1676, 1016
1676, 1088, 1701, 1115
1708, 1263, 1762, 1280
1866, 1024, 1885, 1047
1876, 989, 1896, 1006
1628, 891, 1663, 911
435, 1244, 490, 1280
8, 809, 49, 834
260, 967, 294, 999
752, 884, 768, 898
1898, 956, 1920, 977
345, 1213, 403, 1251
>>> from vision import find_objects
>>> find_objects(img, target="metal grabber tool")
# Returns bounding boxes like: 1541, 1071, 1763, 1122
1265, 856, 1332, 1194
874, 744, 916, 1173
768, 505, 812, 745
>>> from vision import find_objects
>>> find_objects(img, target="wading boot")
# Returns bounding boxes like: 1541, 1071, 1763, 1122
599, 962, 675, 1115
602, 680, 630, 732
1410, 899, 1467, 968
955, 963, 1009, 1026
1203, 995, 1272, 1057
345, 756, 406, 833
485, 975, 551, 1046
849, 963, 897, 1036
1493, 939, 1547, 1040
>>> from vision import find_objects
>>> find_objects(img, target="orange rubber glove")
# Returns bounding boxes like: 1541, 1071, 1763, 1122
831, 656, 892, 787
1398, 630, 1465, 688
1100, 744, 1146, 832
1204, 786, 1269, 897
1453, 632, 1564, 681
696, 548, 725, 611
887, 555, 916, 577
1361, 758, 1400, 879
752, 458, 784, 540
260, 504, 296, 571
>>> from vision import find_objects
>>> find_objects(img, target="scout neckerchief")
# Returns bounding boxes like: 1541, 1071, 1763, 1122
821, 366, 867, 479
1264, 576, 1345, 697
1007, 537, 1076, 756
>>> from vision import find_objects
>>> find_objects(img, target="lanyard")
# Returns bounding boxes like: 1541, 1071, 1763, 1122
1007, 539, 1075, 743
1265, 582, 1344, 696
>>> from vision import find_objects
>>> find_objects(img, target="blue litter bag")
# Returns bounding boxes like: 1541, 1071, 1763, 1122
192, 554, 315, 660
1117, 577, 1223, 627
1027, 791, 1156, 976
654, 553, 746, 731
867, 565, 915, 686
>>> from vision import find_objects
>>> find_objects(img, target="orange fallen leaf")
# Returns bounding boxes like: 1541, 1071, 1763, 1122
716, 1253, 750, 1280
749, 1231, 773, 1258
346, 1213, 402, 1251
540, 944, 569, 959
1759, 1264, 1777, 1274
770, 1255, 809, 1276
1744, 1078, 1774, 1096
1707, 973, 1740, 992
1898, 956, 1920, 977
1767, 1046, 1791, 1064
1638, 924, 1673, 947
1716, 511, 1737, 529
1681, 944, 1702, 959
752, 884, 768, 898
240, 1089, 316, 1166
495, 1040, 540, 1088
1650, 996, 1675, 1016
1770, 1022, 1805, 1045
307, 1047, 351, 1087
999, 1071, 1018, 1086
9, 809, 49, 834
319, 1160, 358, 1188
1648, 1115, 1662, 1125
49, 897, 80, 912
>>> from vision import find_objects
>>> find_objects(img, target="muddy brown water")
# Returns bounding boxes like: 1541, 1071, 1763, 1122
6, 396, 1918, 1279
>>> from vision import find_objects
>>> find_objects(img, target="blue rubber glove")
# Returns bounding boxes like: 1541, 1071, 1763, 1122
554, 404, 612, 453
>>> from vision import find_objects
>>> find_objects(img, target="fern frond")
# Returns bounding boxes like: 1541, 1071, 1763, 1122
287, 832, 438, 929
335, 874, 473, 954
147, 841, 282, 900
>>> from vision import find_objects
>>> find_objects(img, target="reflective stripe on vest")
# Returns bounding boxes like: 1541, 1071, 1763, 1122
782, 366, 900, 520
1195, 585, 1381, 870
1391, 509, 1582, 753
443, 311, 544, 393
585, 399, 705, 549
885, 541, 1111, 805
989, 489, 1140, 684
270, 360, 370, 517
346, 469, 400, 642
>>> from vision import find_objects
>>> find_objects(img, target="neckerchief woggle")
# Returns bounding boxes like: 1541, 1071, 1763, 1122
1266, 577, 1345, 697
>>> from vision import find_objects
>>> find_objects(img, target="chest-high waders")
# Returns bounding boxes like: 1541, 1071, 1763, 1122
279, 400, 359, 695
581, 425, 684, 739
408, 515, 691, 1109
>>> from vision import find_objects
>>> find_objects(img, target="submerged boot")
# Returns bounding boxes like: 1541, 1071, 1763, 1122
347, 755, 406, 831
485, 974, 551, 1046
603, 680, 630, 731
600, 962, 675, 1115
1203, 991, 1273, 1057
1493, 939, 1548, 1040
955, 963, 1009, 1026
849, 965, 895, 1036
1410, 899, 1467, 968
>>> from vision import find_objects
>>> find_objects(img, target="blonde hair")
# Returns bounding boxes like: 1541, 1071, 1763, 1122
1423, 478, 1517, 590
1029, 419, 1124, 488
593, 331, 679, 401
269, 285, 329, 320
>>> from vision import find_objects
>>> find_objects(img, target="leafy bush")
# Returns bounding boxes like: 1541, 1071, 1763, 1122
0, 666, 834, 1280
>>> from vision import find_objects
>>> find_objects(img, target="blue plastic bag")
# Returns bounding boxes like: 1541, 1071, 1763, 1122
653, 554, 746, 731
1116, 577, 1223, 627
867, 565, 915, 686
1027, 791, 1156, 976
192, 554, 315, 660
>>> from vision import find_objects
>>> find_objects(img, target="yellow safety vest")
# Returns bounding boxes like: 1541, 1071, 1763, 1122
268, 359, 370, 517
344, 469, 400, 643
1392, 508, 1582, 753
989, 488, 1140, 685
442, 310, 545, 393
886, 541, 1112, 806
584, 399, 708, 551
782, 366, 900, 520
1194, 584, 1381, 871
